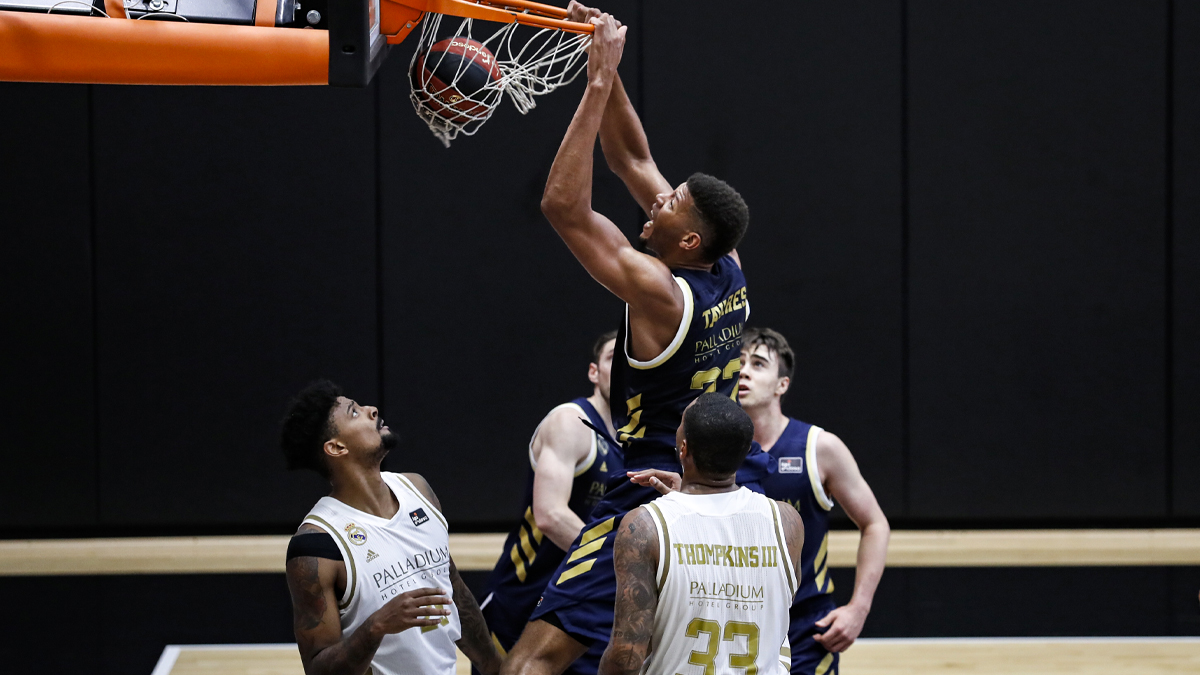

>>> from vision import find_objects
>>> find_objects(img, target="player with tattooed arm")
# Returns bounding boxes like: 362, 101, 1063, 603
280, 380, 502, 675
602, 393, 804, 675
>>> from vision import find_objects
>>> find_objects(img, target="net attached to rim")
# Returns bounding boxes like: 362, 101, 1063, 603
409, 7, 592, 147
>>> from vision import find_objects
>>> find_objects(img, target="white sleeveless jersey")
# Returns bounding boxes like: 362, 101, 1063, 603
302, 472, 461, 675
641, 488, 797, 675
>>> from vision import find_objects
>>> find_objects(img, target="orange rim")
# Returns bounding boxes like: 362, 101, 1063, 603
397, 0, 593, 34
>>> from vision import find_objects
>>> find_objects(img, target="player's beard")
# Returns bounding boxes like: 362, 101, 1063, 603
373, 428, 400, 463
634, 232, 659, 258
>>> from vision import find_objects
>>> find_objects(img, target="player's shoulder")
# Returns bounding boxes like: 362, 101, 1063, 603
396, 472, 441, 508
616, 506, 659, 552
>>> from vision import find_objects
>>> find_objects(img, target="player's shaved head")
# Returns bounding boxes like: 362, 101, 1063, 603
682, 392, 755, 476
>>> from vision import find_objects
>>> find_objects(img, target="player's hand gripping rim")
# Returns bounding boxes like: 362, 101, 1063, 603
585, 12, 627, 87
627, 469, 682, 495
368, 587, 453, 636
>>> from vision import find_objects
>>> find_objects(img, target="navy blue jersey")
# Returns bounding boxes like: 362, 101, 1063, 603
760, 418, 836, 605
610, 254, 749, 463
480, 398, 620, 636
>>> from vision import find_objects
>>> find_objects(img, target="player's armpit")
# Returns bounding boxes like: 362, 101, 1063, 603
451, 556, 503, 675
599, 507, 660, 675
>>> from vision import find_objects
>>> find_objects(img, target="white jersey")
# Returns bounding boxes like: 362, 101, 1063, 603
641, 488, 797, 675
302, 472, 461, 675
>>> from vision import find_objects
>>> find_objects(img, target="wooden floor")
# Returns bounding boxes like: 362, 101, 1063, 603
6, 529, 1200, 575
152, 639, 1200, 675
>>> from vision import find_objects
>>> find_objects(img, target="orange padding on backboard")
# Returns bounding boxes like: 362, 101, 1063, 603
254, 0, 277, 27
0, 13, 328, 86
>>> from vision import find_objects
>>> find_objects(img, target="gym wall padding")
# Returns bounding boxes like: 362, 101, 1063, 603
89, 86, 380, 526
640, 0, 907, 518
0, 84, 98, 529
1173, 0, 1200, 517
906, 0, 1169, 519
0, 0, 1192, 533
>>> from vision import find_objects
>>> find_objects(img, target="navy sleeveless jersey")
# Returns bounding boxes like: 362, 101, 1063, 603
480, 398, 621, 629
760, 418, 836, 605
610, 254, 749, 464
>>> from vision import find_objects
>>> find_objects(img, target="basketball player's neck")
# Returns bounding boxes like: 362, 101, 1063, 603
588, 389, 616, 439
329, 464, 399, 519
745, 398, 788, 452
679, 473, 738, 495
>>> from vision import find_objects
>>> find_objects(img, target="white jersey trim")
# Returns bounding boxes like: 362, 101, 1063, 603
301, 513, 357, 610
645, 503, 670, 591
625, 276, 694, 370
805, 426, 835, 511
527, 402, 598, 477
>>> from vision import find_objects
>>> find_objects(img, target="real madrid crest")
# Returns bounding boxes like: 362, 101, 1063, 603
345, 522, 368, 546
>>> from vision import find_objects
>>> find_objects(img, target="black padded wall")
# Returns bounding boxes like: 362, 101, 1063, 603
90, 86, 380, 526
640, 0, 907, 517
0, 85, 97, 528
0, 0, 1193, 532
1173, 0, 1200, 516
906, 0, 1169, 519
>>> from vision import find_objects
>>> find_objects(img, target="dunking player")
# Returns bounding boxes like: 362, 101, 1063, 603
280, 380, 502, 675
601, 394, 804, 675
477, 332, 621, 675
739, 328, 889, 674
502, 11, 766, 675
633, 329, 890, 675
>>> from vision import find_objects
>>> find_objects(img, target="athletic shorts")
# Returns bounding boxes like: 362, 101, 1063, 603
787, 594, 840, 675
474, 606, 606, 675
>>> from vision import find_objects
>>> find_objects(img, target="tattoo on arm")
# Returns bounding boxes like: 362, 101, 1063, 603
287, 555, 382, 675
600, 508, 659, 675
451, 557, 501, 675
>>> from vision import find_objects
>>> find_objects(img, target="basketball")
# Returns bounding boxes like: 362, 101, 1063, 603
412, 37, 503, 123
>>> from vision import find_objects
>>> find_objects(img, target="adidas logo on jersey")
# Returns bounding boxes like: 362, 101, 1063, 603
410, 508, 429, 526
365, 549, 379, 562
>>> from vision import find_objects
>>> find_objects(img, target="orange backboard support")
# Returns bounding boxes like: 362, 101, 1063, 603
0, 0, 586, 86
0, 13, 329, 85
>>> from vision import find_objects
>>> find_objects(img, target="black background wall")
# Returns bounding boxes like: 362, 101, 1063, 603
1, 0, 1196, 535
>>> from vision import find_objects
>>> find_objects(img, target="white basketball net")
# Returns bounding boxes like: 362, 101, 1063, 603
409, 12, 591, 147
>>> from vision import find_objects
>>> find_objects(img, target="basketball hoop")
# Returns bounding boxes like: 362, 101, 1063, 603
407, 1, 593, 147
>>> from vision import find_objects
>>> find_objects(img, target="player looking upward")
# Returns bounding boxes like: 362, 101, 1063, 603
280, 380, 502, 675
741, 328, 889, 674
503, 9, 766, 675
631, 329, 891, 674
477, 332, 621, 675
601, 393, 804, 675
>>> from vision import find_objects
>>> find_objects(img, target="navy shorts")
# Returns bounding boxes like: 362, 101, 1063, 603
474, 607, 605, 675
787, 595, 840, 675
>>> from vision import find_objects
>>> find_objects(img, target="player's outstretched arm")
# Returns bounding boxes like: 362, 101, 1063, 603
812, 433, 889, 653
286, 523, 451, 675
541, 15, 680, 319
598, 72, 672, 218
531, 408, 593, 550
599, 507, 661, 675
402, 473, 503, 674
